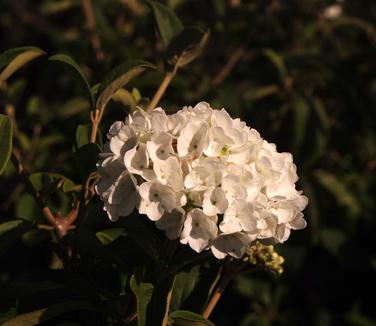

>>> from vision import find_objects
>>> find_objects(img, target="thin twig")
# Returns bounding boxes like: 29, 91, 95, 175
146, 62, 179, 113
81, 0, 105, 61
212, 46, 246, 86
202, 261, 247, 319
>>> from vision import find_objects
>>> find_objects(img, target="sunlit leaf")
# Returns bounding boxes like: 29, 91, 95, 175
96, 228, 125, 245
111, 88, 138, 111
0, 114, 13, 175
0, 47, 45, 81
1, 309, 45, 326
146, 0, 183, 47
169, 310, 214, 326
96, 60, 155, 111
75, 124, 91, 149
49, 54, 94, 109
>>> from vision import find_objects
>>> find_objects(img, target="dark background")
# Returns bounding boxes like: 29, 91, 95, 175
0, 0, 375, 325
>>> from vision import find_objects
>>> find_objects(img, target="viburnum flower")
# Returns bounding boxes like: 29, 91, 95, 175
96, 102, 308, 259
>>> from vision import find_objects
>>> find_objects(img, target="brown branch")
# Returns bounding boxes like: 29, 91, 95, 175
81, 0, 105, 61
212, 46, 246, 86
203, 261, 247, 319
146, 62, 179, 113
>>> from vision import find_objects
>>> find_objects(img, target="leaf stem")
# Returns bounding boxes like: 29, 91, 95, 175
146, 62, 179, 113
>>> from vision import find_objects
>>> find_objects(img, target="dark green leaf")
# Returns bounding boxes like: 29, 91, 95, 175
263, 48, 287, 79
29, 172, 76, 196
146, 0, 183, 47
165, 27, 209, 68
0, 46, 45, 81
96, 60, 155, 111
117, 214, 164, 264
49, 54, 94, 109
130, 275, 154, 326
0, 114, 13, 175
72, 143, 101, 181
169, 310, 214, 326
292, 97, 310, 153
96, 228, 125, 245
320, 228, 346, 256
75, 124, 91, 149
314, 170, 361, 216
147, 275, 175, 326
0, 220, 35, 255
171, 266, 200, 311
40, 300, 100, 322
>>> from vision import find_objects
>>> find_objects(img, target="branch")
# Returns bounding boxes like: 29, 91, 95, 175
212, 46, 246, 86
146, 62, 179, 113
81, 0, 105, 61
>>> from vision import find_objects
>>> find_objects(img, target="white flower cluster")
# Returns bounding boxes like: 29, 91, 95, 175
96, 103, 308, 259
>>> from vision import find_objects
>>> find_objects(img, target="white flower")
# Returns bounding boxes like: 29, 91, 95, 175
180, 208, 218, 253
202, 187, 228, 216
97, 102, 308, 258
153, 156, 184, 191
156, 208, 185, 239
220, 200, 257, 234
210, 233, 248, 259
177, 121, 208, 158
96, 172, 138, 221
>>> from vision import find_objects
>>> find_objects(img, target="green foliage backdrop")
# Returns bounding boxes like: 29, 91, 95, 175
0, 0, 375, 325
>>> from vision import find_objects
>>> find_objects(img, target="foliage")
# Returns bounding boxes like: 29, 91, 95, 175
0, 0, 375, 325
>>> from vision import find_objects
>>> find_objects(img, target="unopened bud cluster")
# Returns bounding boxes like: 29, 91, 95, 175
244, 241, 285, 274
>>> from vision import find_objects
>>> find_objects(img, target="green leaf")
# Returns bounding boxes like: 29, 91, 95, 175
292, 97, 310, 153
0, 220, 34, 255
118, 214, 164, 263
111, 88, 138, 111
320, 228, 346, 256
130, 275, 154, 326
1, 309, 45, 326
72, 143, 101, 181
147, 275, 176, 326
146, 0, 183, 47
49, 54, 94, 109
96, 60, 155, 111
263, 48, 287, 79
314, 170, 361, 216
96, 228, 125, 245
0, 47, 45, 81
29, 172, 76, 197
165, 27, 209, 68
169, 310, 214, 326
40, 300, 100, 322
171, 265, 200, 311
75, 124, 91, 149
0, 114, 13, 175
